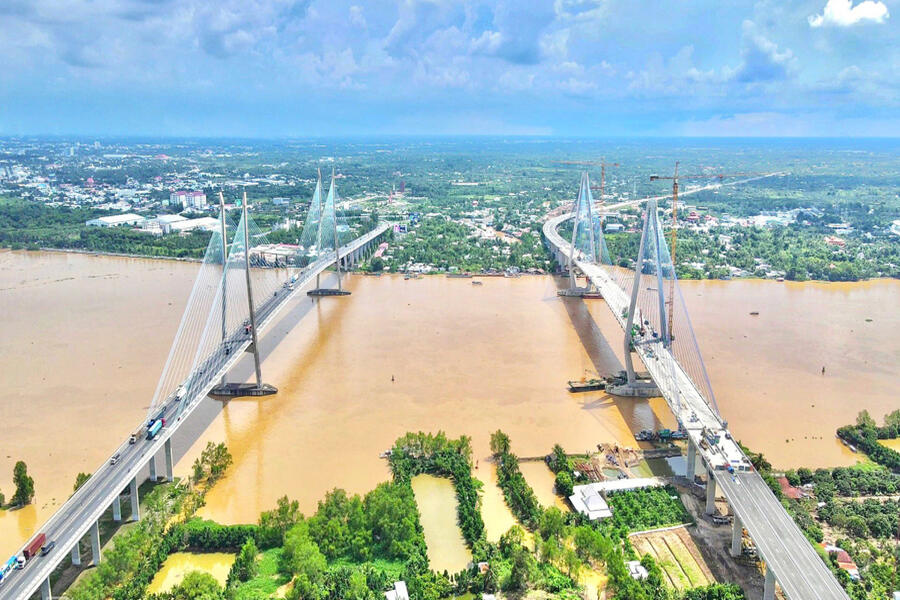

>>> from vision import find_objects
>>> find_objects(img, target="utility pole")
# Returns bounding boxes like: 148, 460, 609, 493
242, 191, 264, 388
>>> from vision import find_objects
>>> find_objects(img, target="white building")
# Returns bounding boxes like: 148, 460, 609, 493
626, 560, 649, 580
86, 213, 146, 228
384, 581, 409, 600
169, 216, 218, 233
170, 191, 208, 210
155, 214, 188, 234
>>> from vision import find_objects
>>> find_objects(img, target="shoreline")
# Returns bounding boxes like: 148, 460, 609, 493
3, 248, 896, 284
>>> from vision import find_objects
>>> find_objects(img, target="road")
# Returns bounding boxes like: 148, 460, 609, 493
0, 223, 389, 600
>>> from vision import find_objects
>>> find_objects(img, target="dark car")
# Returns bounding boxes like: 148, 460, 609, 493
39, 541, 56, 557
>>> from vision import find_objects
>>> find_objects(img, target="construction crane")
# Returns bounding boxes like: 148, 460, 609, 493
649, 165, 767, 342
553, 159, 619, 208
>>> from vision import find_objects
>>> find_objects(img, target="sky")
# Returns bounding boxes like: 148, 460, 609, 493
1, 0, 898, 137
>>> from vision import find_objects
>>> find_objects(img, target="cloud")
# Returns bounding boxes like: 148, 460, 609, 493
809, 0, 889, 27
728, 21, 795, 83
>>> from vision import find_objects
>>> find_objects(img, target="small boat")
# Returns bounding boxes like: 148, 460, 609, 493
472, 280, 483, 286
750, 311, 759, 316
567, 378, 606, 393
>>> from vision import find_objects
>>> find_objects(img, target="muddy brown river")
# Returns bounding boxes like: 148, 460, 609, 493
1, 249, 897, 560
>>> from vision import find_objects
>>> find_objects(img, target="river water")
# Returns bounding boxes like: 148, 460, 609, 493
1, 250, 898, 561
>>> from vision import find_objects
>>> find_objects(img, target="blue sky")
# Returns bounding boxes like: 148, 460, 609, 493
1, 0, 897, 137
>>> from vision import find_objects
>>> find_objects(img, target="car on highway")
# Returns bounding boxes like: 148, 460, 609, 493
110, 453, 121, 465
14, 557, 25, 570
39, 541, 56, 557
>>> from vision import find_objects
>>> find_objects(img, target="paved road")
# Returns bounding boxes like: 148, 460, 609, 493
543, 213, 848, 600
0, 224, 389, 600
716, 472, 848, 600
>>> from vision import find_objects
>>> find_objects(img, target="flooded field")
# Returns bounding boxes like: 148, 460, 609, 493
147, 552, 235, 594
410, 474, 472, 574
2, 249, 898, 559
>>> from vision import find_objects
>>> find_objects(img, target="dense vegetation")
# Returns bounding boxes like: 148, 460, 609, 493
837, 410, 900, 472
0, 197, 214, 258
784, 464, 900, 500
388, 431, 485, 547
605, 486, 693, 533
490, 430, 544, 529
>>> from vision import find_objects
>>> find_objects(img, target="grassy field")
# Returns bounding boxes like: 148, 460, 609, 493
631, 526, 714, 591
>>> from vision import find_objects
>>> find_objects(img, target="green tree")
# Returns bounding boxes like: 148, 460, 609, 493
489, 430, 510, 456
505, 545, 536, 591
857, 410, 876, 429
73, 472, 90, 493
555, 471, 574, 497
258, 495, 303, 547
282, 523, 327, 585
548, 444, 568, 473
12, 461, 34, 506
370, 256, 385, 272
539, 507, 566, 542
168, 570, 225, 600
227, 537, 259, 587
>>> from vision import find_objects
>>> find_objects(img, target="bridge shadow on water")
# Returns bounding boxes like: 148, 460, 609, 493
150, 271, 350, 478
552, 275, 669, 441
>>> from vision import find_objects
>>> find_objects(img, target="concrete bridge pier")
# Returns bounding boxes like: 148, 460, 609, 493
705, 469, 717, 515
685, 439, 696, 482
111, 494, 122, 522
41, 576, 52, 600
730, 514, 743, 557
70, 542, 81, 566
149, 454, 157, 481
763, 565, 776, 600
90, 520, 101, 565
164, 438, 174, 481
130, 477, 140, 521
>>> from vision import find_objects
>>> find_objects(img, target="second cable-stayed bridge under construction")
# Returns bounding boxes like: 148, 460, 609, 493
543, 171, 848, 600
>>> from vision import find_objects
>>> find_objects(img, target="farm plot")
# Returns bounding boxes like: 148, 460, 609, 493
631, 526, 715, 591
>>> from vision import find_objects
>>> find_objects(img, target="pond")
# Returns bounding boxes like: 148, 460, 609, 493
146, 552, 236, 594
410, 474, 472, 574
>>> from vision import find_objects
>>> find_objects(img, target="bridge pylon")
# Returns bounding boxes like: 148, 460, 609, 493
560, 172, 606, 297
210, 191, 278, 399
308, 169, 351, 297
607, 199, 663, 399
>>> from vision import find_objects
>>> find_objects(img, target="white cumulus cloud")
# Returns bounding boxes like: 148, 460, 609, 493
809, 0, 890, 27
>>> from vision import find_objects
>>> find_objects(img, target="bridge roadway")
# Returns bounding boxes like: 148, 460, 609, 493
543, 213, 848, 600
0, 223, 390, 600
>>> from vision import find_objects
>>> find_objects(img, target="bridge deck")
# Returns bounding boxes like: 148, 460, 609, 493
1, 223, 389, 600
543, 213, 848, 600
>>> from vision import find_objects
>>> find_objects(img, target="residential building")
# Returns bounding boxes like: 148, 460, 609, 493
170, 190, 208, 210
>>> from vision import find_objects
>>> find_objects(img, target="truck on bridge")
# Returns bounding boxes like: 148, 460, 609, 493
146, 419, 164, 440
23, 534, 46, 561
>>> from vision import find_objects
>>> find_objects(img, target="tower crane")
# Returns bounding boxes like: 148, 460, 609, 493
553, 159, 619, 210
649, 165, 768, 341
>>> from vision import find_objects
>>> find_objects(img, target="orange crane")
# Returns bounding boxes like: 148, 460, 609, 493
649, 165, 767, 339
553, 159, 619, 208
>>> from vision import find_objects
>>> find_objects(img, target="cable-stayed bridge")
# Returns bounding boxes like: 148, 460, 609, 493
543, 173, 848, 600
2, 173, 390, 600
